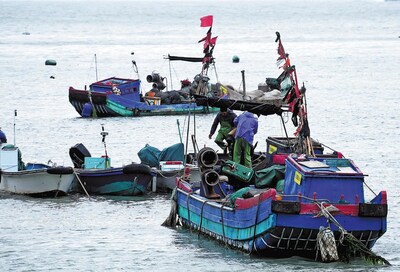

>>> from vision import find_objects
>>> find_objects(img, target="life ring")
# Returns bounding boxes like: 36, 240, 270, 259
123, 163, 153, 175
47, 166, 74, 175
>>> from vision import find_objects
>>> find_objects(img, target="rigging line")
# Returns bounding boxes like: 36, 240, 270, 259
250, 193, 263, 254
363, 180, 378, 197
280, 115, 292, 152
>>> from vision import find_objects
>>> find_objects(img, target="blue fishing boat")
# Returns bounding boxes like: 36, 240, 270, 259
163, 32, 389, 264
68, 76, 221, 118
69, 17, 223, 118
69, 143, 156, 196
69, 125, 157, 196
173, 153, 388, 263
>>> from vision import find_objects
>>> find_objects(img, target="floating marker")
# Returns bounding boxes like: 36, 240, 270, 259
232, 55, 240, 63
45, 59, 57, 66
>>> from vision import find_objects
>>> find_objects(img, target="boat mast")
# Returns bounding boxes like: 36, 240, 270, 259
13, 109, 17, 146
95, 54, 98, 82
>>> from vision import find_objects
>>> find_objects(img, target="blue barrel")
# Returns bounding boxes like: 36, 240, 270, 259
0, 129, 7, 143
82, 103, 93, 118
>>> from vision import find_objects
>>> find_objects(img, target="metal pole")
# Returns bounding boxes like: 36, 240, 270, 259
241, 70, 246, 100
13, 110, 17, 146
168, 59, 173, 90
95, 54, 98, 81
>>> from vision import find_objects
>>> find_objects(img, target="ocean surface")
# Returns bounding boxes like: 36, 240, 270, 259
0, 0, 399, 271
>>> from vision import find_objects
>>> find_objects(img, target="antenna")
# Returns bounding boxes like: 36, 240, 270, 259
131, 52, 140, 80
95, 54, 98, 81
13, 109, 17, 146
100, 124, 109, 158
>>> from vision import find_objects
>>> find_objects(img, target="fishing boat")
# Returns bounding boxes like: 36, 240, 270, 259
137, 142, 201, 192
69, 126, 156, 196
68, 17, 223, 118
0, 143, 74, 197
173, 150, 388, 263
163, 32, 389, 264
68, 76, 220, 118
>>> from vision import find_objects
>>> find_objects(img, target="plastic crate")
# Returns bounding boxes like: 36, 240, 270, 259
84, 157, 111, 169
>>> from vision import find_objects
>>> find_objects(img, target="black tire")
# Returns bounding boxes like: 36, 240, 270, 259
47, 166, 74, 175
123, 163, 152, 175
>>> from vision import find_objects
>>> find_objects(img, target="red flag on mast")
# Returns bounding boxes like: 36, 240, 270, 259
200, 15, 213, 27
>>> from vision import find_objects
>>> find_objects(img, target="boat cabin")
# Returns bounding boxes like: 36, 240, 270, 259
284, 156, 365, 204
90, 77, 141, 100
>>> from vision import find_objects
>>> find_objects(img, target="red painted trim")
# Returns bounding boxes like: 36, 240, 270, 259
176, 179, 192, 193
235, 189, 276, 210
381, 191, 387, 204
300, 203, 359, 216
272, 154, 287, 164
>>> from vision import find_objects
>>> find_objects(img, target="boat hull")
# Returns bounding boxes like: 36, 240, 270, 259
156, 167, 201, 192
0, 168, 74, 197
175, 181, 387, 260
73, 166, 154, 196
68, 87, 219, 117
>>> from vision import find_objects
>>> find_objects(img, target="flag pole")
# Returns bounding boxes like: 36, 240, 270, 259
13, 109, 17, 146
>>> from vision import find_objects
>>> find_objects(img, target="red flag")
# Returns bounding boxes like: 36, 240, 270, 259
210, 36, 218, 46
276, 39, 286, 62
200, 15, 213, 27
203, 36, 218, 49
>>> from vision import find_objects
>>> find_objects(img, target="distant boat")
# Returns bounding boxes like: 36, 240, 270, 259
0, 144, 74, 197
68, 76, 220, 118
69, 18, 225, 118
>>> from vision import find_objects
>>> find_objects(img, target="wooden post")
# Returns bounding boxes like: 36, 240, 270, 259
241, 70, 246, 100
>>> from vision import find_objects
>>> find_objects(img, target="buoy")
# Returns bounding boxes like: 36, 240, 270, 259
232, 55, 240, 63
45, 59, 57, 66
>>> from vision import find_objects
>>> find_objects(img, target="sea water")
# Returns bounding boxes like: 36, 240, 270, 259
0, 0, 399, 271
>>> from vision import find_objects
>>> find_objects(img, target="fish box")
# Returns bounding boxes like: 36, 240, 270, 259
221, 160, 254, 189
84, 157, 111, 169
284, 156, 365, 204
159, 161, 184, 171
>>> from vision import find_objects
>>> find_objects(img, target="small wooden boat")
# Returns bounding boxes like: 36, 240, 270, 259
173, 152, 387, 262
69, 19, 224, 118
137, 142, 201, 192
69, 143, 156, 196
164, 31, 389, 264
0, 144, 74, 197
68, 77, 220, 118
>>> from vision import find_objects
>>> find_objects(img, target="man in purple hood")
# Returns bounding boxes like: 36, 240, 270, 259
232, 111, 258, 168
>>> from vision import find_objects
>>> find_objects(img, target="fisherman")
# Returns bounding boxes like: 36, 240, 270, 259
208, 107, 237, 156
233, 111, 258, 168
145, 83, 159, 98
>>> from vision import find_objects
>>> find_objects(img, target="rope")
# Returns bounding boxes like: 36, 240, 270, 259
73, 170, 90, 198
313, 200, 390, 265
198, 200, 209, 238
250, 193, 263, 254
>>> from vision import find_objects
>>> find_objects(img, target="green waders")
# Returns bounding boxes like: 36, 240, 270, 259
233, 137, 252, 168
215, 120, 234, 155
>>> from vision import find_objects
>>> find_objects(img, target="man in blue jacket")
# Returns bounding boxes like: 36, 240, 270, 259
209, 107, 237, 155
233, 111, 258, 168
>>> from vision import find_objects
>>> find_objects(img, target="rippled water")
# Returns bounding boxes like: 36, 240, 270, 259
0, 0, 399, 271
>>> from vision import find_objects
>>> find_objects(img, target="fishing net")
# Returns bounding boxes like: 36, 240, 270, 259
162, 187, 178, 228
315, 202, 391, 265
337, 232, 391, 265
